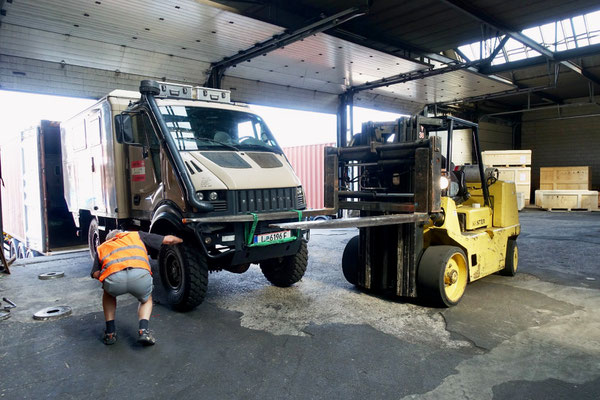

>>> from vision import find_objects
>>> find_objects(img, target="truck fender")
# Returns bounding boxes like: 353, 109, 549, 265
150, 203, 185, 236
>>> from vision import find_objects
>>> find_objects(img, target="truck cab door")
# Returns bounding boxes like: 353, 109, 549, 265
124, 112, 162, 217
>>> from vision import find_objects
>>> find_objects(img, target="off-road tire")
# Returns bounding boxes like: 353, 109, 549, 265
158, 243, 208, 311
260, 240, 308, 287
9, 239, 18, 260
342, 235, 359, 286
17, 243, 26, 259
500, 239, 518, 277
88, 218, 103, 260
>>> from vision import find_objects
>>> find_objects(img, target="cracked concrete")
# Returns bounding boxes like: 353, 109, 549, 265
0, 210, 599, 399
402, 275, 600, 400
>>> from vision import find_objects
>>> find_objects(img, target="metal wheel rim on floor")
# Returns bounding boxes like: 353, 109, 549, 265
33, 306, 72, 320
38, 271, 65, 280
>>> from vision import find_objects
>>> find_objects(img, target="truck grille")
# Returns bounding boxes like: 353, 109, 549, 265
210, 200, 228, 212
235, 188, 296, 213
297, 190, 306, 209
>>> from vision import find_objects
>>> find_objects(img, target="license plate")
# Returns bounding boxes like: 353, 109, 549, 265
254, 230, 291, 244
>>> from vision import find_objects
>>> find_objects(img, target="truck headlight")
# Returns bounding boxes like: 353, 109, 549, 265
440, 176, 450, 190
196, 191, 204, 201
209, 191, 218, 201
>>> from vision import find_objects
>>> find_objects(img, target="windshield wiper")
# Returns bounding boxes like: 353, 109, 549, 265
238, 143, 282, 154
175, 136, 239, 151
196, 137, 240, 151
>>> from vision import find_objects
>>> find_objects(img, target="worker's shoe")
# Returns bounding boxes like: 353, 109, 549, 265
102, 331, 117, 345
137, 329, 156, 346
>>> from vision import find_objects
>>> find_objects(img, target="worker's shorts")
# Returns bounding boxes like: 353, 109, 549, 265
103, 268, 153, 303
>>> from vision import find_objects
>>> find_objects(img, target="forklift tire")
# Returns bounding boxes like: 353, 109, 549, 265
500, 239, 518, 277
342, 235, 359, 286
417, 245, 468, 307
260, 240, 308, 287
158, 243, 208, 311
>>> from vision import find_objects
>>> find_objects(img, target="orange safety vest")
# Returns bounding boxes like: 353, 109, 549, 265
97, 232, 151, 282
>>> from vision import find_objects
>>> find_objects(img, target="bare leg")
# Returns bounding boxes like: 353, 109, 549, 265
102, 291, 117, 321
138, 294, 153, 321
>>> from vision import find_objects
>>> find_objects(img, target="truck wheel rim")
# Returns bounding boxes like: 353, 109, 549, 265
443, 253, 467, 303
92, 231, 99, 252
165, 252, 183, 291
513, 246, 518, 272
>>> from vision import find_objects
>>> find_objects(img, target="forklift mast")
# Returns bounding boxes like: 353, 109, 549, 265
319, 116, 486, 297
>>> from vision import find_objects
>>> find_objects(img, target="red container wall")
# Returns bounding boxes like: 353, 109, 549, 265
283, 143, 335, 209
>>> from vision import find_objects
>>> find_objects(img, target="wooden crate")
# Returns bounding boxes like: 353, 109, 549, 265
540, 166, 590, 190
535, 190, 599, 211
516, 192, 525, 211
497, 166, 531, 203
482, 150, 531, 167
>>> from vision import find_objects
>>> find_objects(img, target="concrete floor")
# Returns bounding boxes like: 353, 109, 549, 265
1, 209, 599, 399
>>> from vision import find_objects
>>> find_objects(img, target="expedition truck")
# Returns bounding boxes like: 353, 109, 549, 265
61, 80, 316, 310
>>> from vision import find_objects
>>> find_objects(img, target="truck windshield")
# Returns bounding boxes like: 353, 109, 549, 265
159, 105, 282, 153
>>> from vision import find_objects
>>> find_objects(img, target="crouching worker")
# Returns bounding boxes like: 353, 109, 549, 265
90, 230, 183, 346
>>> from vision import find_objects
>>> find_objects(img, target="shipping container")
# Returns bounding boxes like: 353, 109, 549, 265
283, 143, 335, 210
0, 120, 82, 258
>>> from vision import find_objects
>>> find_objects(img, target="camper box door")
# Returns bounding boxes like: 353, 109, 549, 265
86, 111, 107, 214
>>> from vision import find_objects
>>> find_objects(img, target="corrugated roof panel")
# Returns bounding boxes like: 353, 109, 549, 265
3, 0, 283, 62
0, 0, 519, 111
0, 24, 209, 83
224, 31, 425, 93
367, 69, 515, 104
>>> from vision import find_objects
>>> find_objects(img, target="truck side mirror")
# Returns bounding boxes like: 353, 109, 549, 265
115, 113, 134, 144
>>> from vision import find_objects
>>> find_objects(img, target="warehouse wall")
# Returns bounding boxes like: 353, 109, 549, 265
479, 121, 513, 151
432, 120, 513, 165
521, 99, 600, 192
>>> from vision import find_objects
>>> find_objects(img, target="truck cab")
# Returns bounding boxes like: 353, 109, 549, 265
61, 80, 309, 310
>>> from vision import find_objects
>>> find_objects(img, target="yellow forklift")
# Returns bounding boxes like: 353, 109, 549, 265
275, 116, 520, 306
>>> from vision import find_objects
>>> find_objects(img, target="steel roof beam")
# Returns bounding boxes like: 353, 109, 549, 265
483, 35, 510, 65
434, 84, 560, 106
439, 0, 600, 86
206, 6, 367, 87
347, 60, 482, 93
479, 42, 600, 75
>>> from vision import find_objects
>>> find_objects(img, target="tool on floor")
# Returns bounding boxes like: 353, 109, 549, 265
3, 297, 16, 309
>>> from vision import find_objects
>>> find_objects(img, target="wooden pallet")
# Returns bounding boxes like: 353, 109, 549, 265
548, 208, 594, 212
